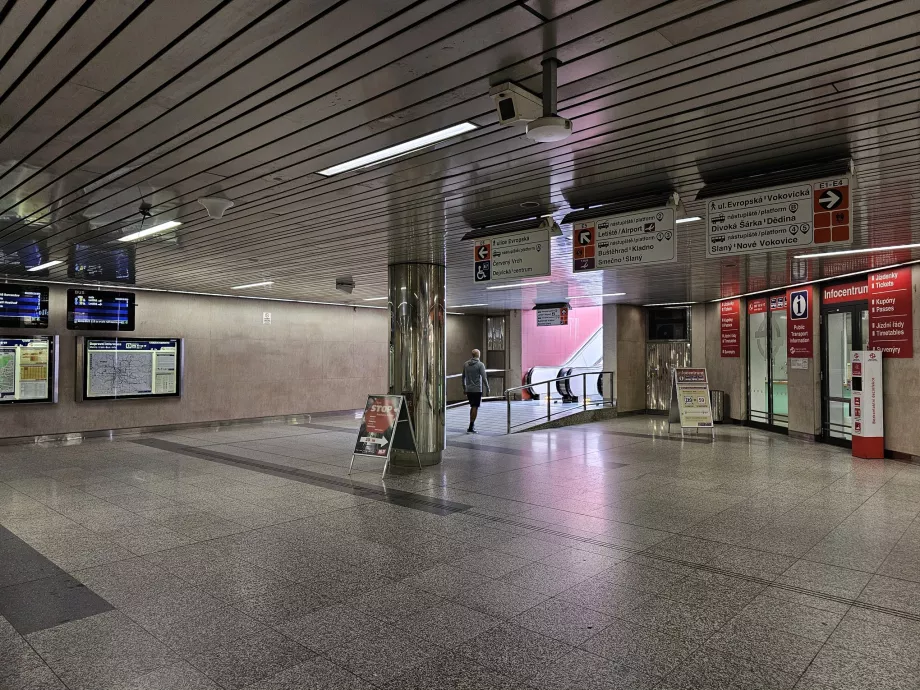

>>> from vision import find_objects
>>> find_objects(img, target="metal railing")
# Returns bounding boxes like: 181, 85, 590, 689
504, 371, 615, 434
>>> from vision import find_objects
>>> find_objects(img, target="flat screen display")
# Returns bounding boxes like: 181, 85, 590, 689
0, 336, 55, 404
0, 285, 49, 328
83, 338, 181, 400
67, 289, 135, 331
647, 307, 690, 341
69, 244, 136, 284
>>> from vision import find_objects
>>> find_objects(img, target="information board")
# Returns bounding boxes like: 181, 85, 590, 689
851, 350, 883, 459
706, 176, 851, 256
868, 268, 912, 357
474, 227, 550, 283
668, 368, 714, 435
572, 207, 676, 272
535, 305, 569, 327
720, 299, 741, 357
0, 285, 48, 329
0, 336, 56, 404
350, 395, 420, 477
787, 286, 813, 358
83, 338, 181, 400
68, 289, 135, 331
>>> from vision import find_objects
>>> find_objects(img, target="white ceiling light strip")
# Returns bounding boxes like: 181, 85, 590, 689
119, 220, 182, 242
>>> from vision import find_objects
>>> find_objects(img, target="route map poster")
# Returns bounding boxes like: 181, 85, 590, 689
84, 338, 181, 400
0, 336, 53, 403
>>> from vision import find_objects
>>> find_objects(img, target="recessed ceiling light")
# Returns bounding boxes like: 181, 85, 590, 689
795, 243, 920, 259
485, 280, 551, 290
230, 281, 274, 290
362, 296, 388, 301
27, 260, 63, 272
569, 292, 625, 299
316, 122, 477, 176
119, 220, 182, 242
674, 216, 702, 224
448, 303, 487, 308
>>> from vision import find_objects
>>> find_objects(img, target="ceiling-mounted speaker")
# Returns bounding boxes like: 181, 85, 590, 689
197, 197, 234, 219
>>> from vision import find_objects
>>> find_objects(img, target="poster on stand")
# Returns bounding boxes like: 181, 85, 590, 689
668, 368, 714, 437
350, 395, 420, 477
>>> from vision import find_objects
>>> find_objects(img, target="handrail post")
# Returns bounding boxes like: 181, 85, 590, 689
583, 373, 587, 411
547, 381, 551, 423
506, 391, 511, 435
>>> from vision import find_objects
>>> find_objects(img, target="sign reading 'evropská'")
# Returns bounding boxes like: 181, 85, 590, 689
706, 177, 851, 257
474, 227, 550, 283
573, 207, 676, 272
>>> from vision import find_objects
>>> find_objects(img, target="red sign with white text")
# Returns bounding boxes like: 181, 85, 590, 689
787, 286, 813, 358
747, 298, 767, 315
869, 268, 913, 357
822, 280, 869, 305
720, 299, 741, 357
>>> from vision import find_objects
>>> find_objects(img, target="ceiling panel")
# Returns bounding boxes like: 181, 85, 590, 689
0, 0, 917, 312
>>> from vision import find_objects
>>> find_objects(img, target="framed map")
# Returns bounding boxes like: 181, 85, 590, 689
80, 338, 182, 401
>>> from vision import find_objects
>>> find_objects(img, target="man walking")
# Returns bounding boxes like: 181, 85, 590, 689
462, 349, 490, 433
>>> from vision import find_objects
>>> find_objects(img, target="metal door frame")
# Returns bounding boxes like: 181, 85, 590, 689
820, 301, 868, 447
746, 296, 788, 433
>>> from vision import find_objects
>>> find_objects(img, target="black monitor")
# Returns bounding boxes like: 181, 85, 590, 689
68, 244, 136, 284
0, 285, 49, 328
647, 306, 690, 341
66, 289, 135, 331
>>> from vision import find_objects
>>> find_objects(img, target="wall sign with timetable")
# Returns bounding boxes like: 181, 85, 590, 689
0, 335, 57, 404
67, 289, 135, 331
80, 338, 181, 401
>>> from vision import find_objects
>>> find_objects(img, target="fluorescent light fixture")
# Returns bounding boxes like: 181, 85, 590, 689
362, 296, 388, 301
446, 311, 465, 315
118, 220, 182, 242
675, 216, 702, 224
569, 292, 625, 299
485, 280, 551, 290
449, 303, 487, 308
230, 281, 274, 290
795, 243, 920, 260
27, 260, 63, 272
317, 122, 477, 176
645, 301, 696, 307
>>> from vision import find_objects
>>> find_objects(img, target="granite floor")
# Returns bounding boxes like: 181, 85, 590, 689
2, 413, 920, 690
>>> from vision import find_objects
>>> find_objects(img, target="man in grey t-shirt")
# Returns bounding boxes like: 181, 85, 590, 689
462, 349, 490, 433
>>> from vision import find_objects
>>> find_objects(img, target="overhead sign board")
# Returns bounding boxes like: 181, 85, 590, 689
535, 305, 569, 327
474, 227, 550, 283
706, 177, 851, 256
573, 207, 676, 272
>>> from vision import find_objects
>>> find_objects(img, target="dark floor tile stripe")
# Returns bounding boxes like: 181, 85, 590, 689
131, 439, 472, 516
464, 510, 920, 624
447, 441, 534, 456
0, 526, 113, 634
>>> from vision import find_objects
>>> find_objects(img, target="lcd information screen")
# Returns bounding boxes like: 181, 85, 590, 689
83, 338, 181, 400
0, 285, 49, 328
0, 336, 55, 404
69, 244, 136, 284
67, 289, 135, 331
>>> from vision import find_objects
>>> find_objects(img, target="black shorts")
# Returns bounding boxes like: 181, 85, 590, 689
466, 392, 483, 408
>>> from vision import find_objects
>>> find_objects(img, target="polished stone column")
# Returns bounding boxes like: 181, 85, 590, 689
388, 262, 446, 466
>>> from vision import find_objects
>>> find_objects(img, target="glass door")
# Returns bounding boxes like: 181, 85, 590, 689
822, 305, 869, 444
747, 295, 788, 430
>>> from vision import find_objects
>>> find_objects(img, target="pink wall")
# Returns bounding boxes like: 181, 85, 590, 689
520, 305, 603, 384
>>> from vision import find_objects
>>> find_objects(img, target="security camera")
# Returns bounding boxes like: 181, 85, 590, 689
489, 82, 543, 125
197, 197, 234, 219
336, 277, 355, 294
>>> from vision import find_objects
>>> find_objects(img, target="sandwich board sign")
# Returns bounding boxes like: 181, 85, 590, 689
668, 368, 714, 438
350, 395, 421, 477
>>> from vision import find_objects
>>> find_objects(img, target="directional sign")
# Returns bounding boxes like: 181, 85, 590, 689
706, 176, 851, 256
474, 227, 550, 284
572, 207, 676, 273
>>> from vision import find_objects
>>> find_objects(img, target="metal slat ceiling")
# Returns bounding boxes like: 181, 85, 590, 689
0, 0, 917, 311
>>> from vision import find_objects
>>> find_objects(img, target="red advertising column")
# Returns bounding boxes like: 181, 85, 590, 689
851, 350, 884, 459
720, 299, 741, 357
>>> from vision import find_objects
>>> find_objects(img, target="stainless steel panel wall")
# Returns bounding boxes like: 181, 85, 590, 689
646, 342, 691, 411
